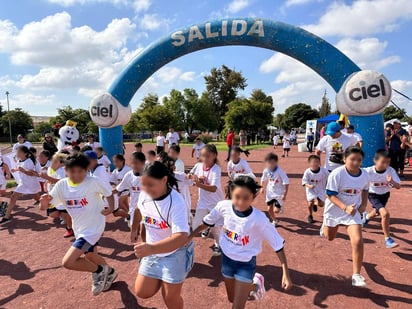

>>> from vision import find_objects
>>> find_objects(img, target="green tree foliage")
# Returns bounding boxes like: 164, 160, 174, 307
49, 106, 98, 134
274, 113, 285, 129
204, 65, 247, 130
318, 91, 331, 118
224, 92, 274, 133
250, 89, 273, 105
0, 108, 34, 137
34, 121, 53, 135
383, 106, 408, 121
283, 103, 320, 129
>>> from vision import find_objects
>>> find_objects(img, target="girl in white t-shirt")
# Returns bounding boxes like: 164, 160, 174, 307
133, 161, 193, 309
189, 144, 224, 256
321, 146, 370, 287
1, 146, 40, 224
282, 133, 291, 157
109, 154, 132, 219
95, 147, 112, 173
191, 176, 292, 307
36, 150, 51, 194
227, 146, 255, 181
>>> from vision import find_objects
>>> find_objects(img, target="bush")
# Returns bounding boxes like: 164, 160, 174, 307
198, 133, 213, 144
26, 132, 42, 143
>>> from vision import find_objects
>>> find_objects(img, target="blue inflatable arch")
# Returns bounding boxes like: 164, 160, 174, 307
97, 18, 385, 166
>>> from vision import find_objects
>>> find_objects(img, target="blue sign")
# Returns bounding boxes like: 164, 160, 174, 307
94, 18, 385, 166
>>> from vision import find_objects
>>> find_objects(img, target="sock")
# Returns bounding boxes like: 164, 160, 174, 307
365, 214, 369, 220
385, 236, 390, 240
66, 227, 72, 231
94, 265, 103, 273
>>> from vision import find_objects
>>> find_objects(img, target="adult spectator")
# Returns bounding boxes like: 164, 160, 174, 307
279, 128, 285, 142
226, 128, 235, 161
320, 125, 326, 139
306, 128, 315, 153
42, 133, 58, 155
156, 131, 166, 154
166, 127, 180, 146
386, 119, 407, 177
12, 134, 33, 153
345, 125, 363, 148
315, 122, 357, 172
84, 134, 100, 150
239, 130, 246, 146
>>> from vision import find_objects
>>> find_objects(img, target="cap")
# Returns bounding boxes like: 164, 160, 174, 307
392, 119, 401, 125
84, 150, 98, 160
326, 122, 341, 136
347, 124, 354, 130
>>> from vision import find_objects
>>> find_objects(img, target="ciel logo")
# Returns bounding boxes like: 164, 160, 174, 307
336, 70, 392, 116
89, 93, 132, 128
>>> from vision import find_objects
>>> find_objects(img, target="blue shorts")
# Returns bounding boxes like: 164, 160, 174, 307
368, 192, 390, 213
72, 237, 97, 254
138, 241, 194, 284
221, 252, 256, 283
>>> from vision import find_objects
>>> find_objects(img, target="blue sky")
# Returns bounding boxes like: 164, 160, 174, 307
0, 0, 411, 116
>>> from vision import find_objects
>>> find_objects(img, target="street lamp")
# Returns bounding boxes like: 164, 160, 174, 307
5, 91, 13, 145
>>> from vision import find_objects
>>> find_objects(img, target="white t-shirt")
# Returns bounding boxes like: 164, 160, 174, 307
46, 166, 66, 192
203, 200, 285, 262
190, 163, 224, 210
97, 155, 111, 168
324, 166, 370, 226
85, 141, 100, 150
15, 159, 40, 194
156, 135, 166, 147
36, 160, 51, 183
50, 176, 112, 245
316, 134, 357, 171
227, 158, 255, 180
116, 170, 141, 216
166, 132, 180, 145
174, 171, 193, 214
0, 159, 6, 187
192, 142, 205, 158
261, 167, 289, 202
12, 141, 33, 153
89, 165, 111, 189
365, 166, 400, 195
175, 158, 185, 173
109, 165, 132, 185
272, 135, 279, 145
283, 136, 291, 149
302, 167, 329, 201
138, 189, 190, 257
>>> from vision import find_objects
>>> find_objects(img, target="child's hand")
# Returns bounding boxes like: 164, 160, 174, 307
40, 194, 52, 208
306, 184, 315, 189
260, 188, 265, 195
134, 242, 153, 258
5, 173, 10, 180
345, 204, 356, 216
101, 207, 112, 216
40, 172, 48, 179
18, 167, 24, 172
282, 274, 293, 291
282, 195, 287, 201
386, 175, 393, 184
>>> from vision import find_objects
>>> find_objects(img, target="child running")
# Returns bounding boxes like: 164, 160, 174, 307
191, 176, 292, 308
191, 137, 205, 161
321, 146, 370, 287
39, 152, 74, 238
363, 150, 400, 249
282, 132, 291, 157
272, 134, 279, 149
95, 147, 111, 172
40, 153, 116, 295
227, 146, 255, 181
190, 144, 224, 256
36, 150, 51, 197
168, 144, 185, 173
132, 161, 193, 309
0, 158, 11, 216
146, 150, 156, 165
302, 155, 329, 223
0, 146, 40, 224
109, 154, 132, 219
260, 153, 289, 226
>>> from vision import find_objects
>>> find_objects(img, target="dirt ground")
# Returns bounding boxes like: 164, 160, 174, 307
1, 143, 411, 309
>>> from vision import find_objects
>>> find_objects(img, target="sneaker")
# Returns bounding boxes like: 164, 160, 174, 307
91, 265, 110, 296
0, 217, 10, 225
200, 227, 211, 239
103, 267, 118, 291
307, 215, 314, 224
212, 245, 221, 256
352, 274, 367, 287
362, 212, 369, 227
60, 218, 66, 225
313, 204, 318, 212
385, 237, 399, 249
252, 273, 266, 300
63, 229, 74, 238
320, 223, 324, 238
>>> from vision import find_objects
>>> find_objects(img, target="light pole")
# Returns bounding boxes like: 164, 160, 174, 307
5, 91, 13, 145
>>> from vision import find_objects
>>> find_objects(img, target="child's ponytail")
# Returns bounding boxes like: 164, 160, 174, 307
17, 146, 36, 164
143, 161, 179, 192
232, 146, 250, 157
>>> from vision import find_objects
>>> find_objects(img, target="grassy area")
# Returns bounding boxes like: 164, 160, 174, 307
209, 142, 271, 152
6, 180, 17, 189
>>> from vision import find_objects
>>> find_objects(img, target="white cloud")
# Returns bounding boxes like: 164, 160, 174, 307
155, 67, 196, 83
180, 71, 196, 81
139, 14, 163, 30
284, 0, 316, 7
391, 80, 412, 110
46, 0, 151, 12
227, 0, 250, 13
304, 0, 412, 37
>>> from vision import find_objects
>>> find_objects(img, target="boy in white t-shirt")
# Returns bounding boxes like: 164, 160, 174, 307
168, 144, 185, 173
40, 153, 116, 295
95, 147, 112, 172
282, 132, 291, 158
156, 131, 166, 154
191, 138, 205, 161
302, 155, 329, 224
272, 134, 279, 149
260, 153, 289, 226
363, 150, 400, 249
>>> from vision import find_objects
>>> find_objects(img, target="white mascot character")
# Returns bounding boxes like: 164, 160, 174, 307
56, 120, 80, 151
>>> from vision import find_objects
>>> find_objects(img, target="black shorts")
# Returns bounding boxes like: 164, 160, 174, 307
267, 199, 281, 209
368, 192, 390, 213
47, 207, 67, 216
283, 148, 290, 151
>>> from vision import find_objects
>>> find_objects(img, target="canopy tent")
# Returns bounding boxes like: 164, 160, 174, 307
267, 125, 278, 130
317, 114, 339, 124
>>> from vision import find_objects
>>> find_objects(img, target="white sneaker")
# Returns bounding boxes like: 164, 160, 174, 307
252, 273, 266, 300
319, 223, 325, 238
352, 274, 367, 287
91, 265, 110, 295
272, 219, 279, 227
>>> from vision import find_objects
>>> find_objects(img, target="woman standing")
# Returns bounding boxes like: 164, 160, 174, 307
42, 133, 58, 155
239, 130, 246, 147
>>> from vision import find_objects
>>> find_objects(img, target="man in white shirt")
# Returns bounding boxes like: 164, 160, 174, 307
12, 134, 33, 153
85, 135, 101, 150
345, 125, 363, 148
156, 131, 166, 154
166, 127, 180, 147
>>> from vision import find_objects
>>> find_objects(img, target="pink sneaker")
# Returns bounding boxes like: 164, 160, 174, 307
252, 273, 265, 300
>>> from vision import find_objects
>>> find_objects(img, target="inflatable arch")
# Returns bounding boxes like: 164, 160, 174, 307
90, 18, 391, 166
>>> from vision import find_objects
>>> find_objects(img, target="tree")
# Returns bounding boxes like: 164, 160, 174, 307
318, 90, 331, 118
274, 113, 285, 129
49, 106, 97, 134
283, 103, 319, 129
250, 89, 273, 105
204, 65, 247, 131
224, 97, 274, 133
139, 104, 175, 133
383, 106, 407, 121
0, 108, 34, 137
34, 121, 53, 135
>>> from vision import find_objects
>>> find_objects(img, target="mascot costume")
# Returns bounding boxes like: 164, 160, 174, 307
55, 120, 80, 151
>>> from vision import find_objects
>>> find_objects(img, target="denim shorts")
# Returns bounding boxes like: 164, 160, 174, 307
221, 252, 256, 283
72, 237, 96, 254
138, 241, 194, 284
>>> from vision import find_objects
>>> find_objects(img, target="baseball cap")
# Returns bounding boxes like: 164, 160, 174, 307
84, 150, 98, 160
392, 119, 401, 125
347, 124, 354, 130
326, 122, 341, 136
